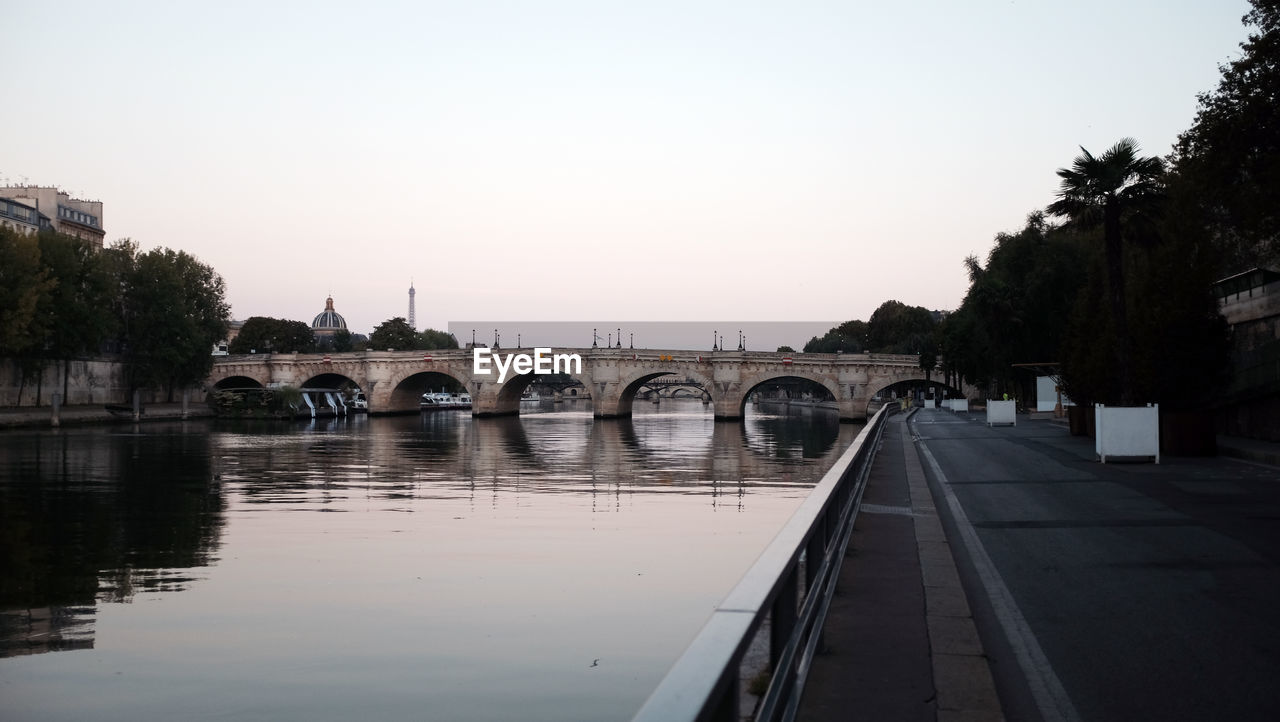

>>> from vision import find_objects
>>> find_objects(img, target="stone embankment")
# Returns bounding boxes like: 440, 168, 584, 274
0, 403, 214, 430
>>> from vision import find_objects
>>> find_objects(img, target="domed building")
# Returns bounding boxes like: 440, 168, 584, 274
311, 296, 348, 341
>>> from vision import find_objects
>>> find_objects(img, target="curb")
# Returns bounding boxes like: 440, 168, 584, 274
904, 416, 1005, 721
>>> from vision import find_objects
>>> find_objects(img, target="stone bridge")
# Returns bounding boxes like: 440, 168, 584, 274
207, 348, 972, 421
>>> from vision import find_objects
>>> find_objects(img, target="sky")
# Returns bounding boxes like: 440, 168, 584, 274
1, 0, 1252, 339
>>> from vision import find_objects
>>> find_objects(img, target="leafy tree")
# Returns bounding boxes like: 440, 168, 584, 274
32, 231, 116, 402
112, 242, 230, 401
1046, 138, 1165, 405
35, 231, 115, 357
776, 345, 796, 353
417, 328, 459, 350
802, 319, 867, 353
370, 317, 417, 350
945, 214, 1088, 397
1171, 0, 1280, 274
229, 316, 315, 354
866, 300, 935, 354
0, 227, 53, 357
330, 328, 354, 352
803, 330, 861, 353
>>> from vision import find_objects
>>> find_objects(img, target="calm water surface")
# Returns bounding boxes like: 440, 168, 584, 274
0, 399, 857, 721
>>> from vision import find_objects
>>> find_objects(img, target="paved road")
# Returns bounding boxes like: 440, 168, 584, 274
911, 408, 1280, 722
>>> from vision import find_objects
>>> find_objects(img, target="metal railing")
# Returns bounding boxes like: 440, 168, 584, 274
632, 404, 891, 722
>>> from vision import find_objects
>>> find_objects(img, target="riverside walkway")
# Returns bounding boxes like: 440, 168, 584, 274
799, 407, 1280, 722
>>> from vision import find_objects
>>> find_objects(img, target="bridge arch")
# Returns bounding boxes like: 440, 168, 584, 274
615, 369, 718, 418
868, 378, 966, 413
211, 375, 264, 391
488, 368, 596, 417
735, 372, 842, 418
382, 368, 471, 414
300, 371, 361, 391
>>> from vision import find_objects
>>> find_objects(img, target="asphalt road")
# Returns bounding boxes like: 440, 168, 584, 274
911, 407, 1280, 722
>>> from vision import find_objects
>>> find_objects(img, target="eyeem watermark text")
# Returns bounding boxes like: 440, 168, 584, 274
473, 347, 582, 383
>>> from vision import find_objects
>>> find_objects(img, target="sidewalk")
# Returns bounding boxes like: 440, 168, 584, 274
798, 412, 1003, 721
0, 401, 214, 429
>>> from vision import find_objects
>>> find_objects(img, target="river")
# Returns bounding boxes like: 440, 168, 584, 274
0, 398, 857, 721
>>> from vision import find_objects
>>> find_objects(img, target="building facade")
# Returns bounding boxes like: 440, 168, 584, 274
0, 186, 105, 247
0, 196, 51, 235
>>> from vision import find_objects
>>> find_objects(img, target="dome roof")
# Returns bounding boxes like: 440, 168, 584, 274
311, 296, 347, 331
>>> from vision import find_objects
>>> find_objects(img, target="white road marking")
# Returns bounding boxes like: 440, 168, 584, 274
915, 434, 1082, 722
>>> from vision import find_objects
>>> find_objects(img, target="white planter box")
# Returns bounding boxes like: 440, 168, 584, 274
1095, 404, 1160, 463
941, 399, 952, 410
986, 400, 1016, 426
951, 399, 968, 413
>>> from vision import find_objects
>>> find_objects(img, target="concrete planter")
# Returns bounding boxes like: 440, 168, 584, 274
986, 400, 1015, 426
951, 399, 969, 413
1095, 404, 1160, 463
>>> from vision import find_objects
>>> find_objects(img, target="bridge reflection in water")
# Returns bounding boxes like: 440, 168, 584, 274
0, 399, 857, 722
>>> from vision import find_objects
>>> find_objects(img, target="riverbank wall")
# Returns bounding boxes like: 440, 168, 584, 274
0, 357, 201, 409
0, 402, 215, 430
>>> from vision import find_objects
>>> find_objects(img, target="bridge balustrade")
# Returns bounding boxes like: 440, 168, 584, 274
631, 404, 891, 722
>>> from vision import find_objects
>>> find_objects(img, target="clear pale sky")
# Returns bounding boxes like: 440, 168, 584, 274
1, 1, 1250, 336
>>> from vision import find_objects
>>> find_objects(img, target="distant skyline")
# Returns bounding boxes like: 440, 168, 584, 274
2, 1, 1252, 335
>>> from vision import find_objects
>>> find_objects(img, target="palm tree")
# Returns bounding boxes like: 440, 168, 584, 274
1047, 138, 1164, 405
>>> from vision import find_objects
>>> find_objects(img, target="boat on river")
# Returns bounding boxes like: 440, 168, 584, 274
420, 392, 472, 410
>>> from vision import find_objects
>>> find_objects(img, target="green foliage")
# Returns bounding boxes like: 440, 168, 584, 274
229, 316, 315, 354
34, 231, 116, 359
330, 328, 354, 352
944, 216, 1087, 395
866, 300, 935, 354
1047, 139, 1166, 405
804, 304, 937, 358
112, 242, 230, 399
369, 317, 417, 350
776, 345, 796, 353
418, 328, 459, 350
210, 385, 303, 417
0, 227, 54, 356
1171, 0, 1280, 274
802, 329, 862, 353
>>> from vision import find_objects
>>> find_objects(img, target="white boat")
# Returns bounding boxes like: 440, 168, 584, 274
421, 391, 472, 410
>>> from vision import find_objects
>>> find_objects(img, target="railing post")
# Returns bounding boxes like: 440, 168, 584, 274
772, 566, 799, 669
709, 676, 739, 722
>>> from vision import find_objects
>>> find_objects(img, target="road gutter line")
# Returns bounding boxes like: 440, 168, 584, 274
915, 429, 1082, 722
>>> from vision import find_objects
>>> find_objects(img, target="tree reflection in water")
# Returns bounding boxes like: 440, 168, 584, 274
0, 425, 223, 658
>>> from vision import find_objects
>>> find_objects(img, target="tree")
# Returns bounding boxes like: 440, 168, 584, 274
33, 231, 116, 402
776, 345, 796, 353
945, 215, 1088, 397
0, 227, 53, 357
1171, 0, 1280, 274
331, 328, 354, 352
417, 328, 459, 350
866, 300, 935, 354
113, 243, 230, 400
369, 317, 417, 351
1046, 138, 1165, 405
229, 317, 315, 354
